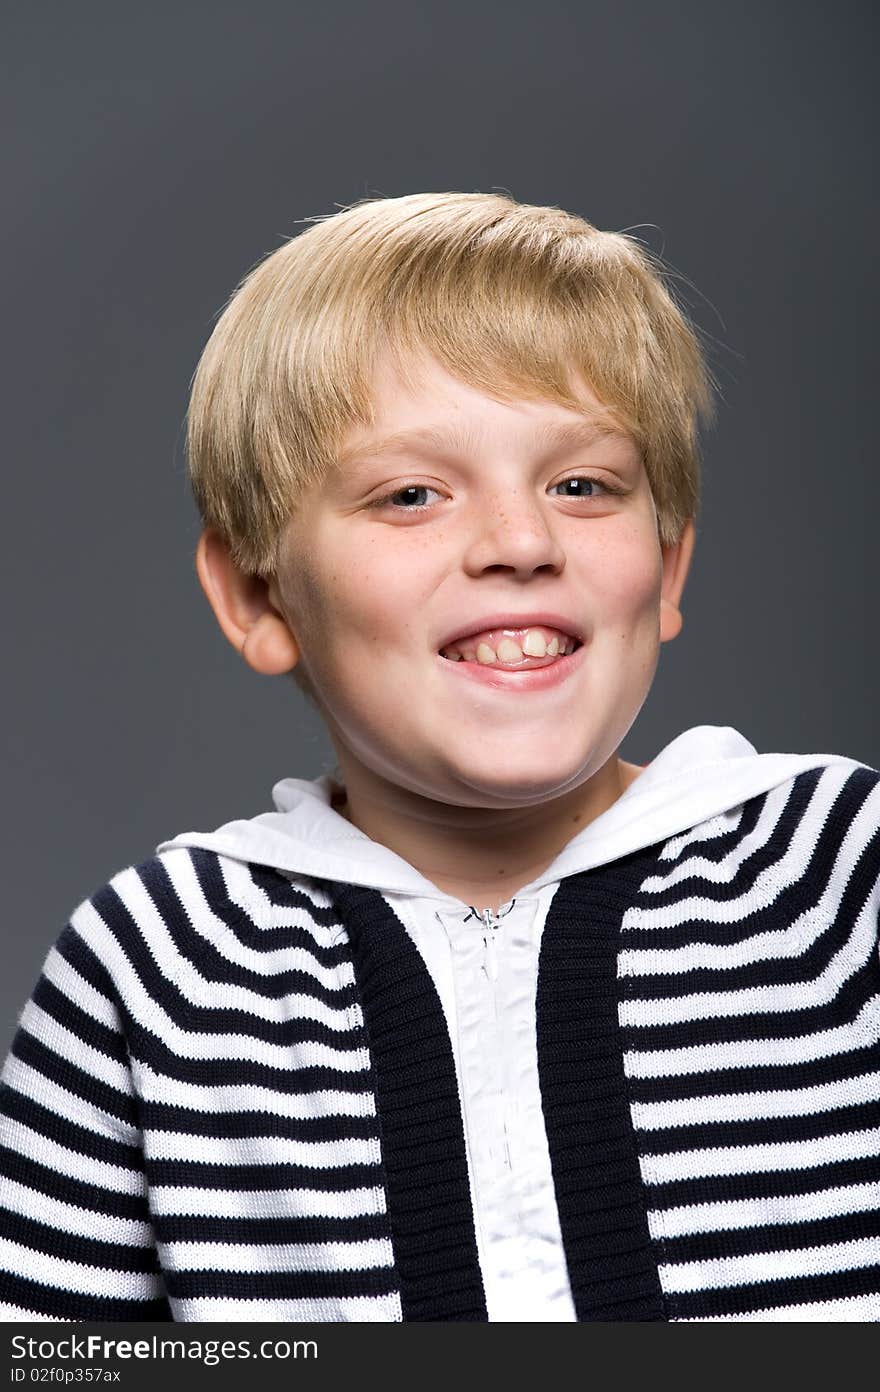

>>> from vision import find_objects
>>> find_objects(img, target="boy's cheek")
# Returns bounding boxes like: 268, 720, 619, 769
590, 554, 663, 628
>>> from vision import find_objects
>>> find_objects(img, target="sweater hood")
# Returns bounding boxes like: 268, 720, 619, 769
156, 725, 869, 904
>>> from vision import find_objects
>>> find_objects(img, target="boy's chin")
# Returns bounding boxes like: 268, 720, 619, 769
440, 750, 604, 807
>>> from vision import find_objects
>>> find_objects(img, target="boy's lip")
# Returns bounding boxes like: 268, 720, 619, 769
435, 611, 584, 652
435, 638, 587, 691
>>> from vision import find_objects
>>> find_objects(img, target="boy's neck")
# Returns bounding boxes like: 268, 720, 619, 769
329, 755, 643, 913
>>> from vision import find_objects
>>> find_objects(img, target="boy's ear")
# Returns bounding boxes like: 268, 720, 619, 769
195, 528, 300, 675
658, 518, 696, 644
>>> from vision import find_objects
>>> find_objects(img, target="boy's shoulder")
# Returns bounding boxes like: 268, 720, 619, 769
765, 756, 879, 806
62, 844, 348, 1003
771, 758, 880, 835
706, 758, 880, 876
761, 760, 880, 880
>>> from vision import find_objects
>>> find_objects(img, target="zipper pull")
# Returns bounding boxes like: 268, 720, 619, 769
480, 908, 500, 982
483, 931, 499, 981
465, 901, 514, 985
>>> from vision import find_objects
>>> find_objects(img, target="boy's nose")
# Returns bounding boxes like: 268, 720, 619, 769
461, 494, 566, 578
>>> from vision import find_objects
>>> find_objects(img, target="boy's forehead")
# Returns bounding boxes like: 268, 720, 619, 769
336, 414, 631, 474
335, 350, 632, 470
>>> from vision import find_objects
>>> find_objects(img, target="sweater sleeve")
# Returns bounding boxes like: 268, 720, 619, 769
0, 884, 172, 1321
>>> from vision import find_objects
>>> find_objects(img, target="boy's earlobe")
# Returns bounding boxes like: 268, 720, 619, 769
195, 528, 300, 675
658, 518, 696, 644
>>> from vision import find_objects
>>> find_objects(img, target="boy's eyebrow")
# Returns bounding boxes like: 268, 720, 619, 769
336, 417, 629, 470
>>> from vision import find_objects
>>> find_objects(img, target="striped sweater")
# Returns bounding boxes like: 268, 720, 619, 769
2, 726, 880, 1322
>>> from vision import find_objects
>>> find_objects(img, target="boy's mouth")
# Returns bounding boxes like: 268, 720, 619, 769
439, 624, 582, 671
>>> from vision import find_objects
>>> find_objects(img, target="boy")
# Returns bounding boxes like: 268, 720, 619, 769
1, 192, 878, 1323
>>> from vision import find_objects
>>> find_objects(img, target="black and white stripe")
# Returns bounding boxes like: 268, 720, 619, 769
617, 764, 880, 1320
1, 762, 878, 1321
1, 852, 402, 1321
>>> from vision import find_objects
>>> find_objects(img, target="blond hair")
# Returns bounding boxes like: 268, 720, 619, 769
187, 191, 714, 577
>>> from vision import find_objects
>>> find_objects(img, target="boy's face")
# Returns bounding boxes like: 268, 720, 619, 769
269, 351, 688, 809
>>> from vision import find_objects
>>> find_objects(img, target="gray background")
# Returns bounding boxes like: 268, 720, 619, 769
2, 1, 877, 1044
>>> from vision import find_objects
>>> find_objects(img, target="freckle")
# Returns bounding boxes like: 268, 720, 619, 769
572, 814, 581, 823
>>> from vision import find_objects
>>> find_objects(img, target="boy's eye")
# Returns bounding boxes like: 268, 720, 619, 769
374, 484, 443, 509
550, 476, 608, 497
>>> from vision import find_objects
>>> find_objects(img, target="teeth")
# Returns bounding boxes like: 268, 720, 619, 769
496, 637, 524, 662
441, 626, 578, 664
522, 631, 547, 657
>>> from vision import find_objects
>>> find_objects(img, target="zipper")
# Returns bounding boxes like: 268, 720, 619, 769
482, 910, 500, 983
461, 899, 520, 1172
467, 901, 516, 983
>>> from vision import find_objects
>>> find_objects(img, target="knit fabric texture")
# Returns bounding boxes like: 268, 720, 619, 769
1, 762, 879, 1321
